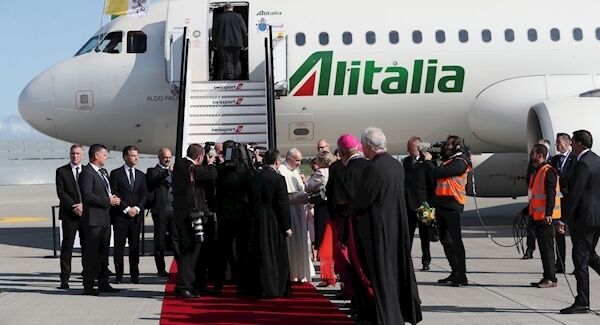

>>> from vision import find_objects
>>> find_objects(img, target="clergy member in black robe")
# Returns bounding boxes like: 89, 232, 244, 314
249, 149, 293, 297
350, 127, 422, 325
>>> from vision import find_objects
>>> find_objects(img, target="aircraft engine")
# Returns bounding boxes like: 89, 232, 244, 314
527, 93, 600, 153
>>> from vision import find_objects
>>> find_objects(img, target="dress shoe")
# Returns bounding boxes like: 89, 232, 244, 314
451, 279, 468, 287
530, 278, 545, 287
157, 270, 169, 277
176, 289, 199, 299
131, 277, 140, 284
99, 284, 120, 293
522, 253, 533, 260
535, 279, 557, 288
437, 275, 455, 284
560, 303, 589, 314
114, 277, 122, 284
106, 269, 116, 276
421, 265, 430, 271
83, 287, 99, 296
59, 281, 69, 289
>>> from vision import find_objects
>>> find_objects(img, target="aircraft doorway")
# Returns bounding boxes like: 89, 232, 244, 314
209, 2, 249, 81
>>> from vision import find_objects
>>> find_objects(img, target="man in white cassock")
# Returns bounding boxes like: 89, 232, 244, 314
278, 148, 314, 282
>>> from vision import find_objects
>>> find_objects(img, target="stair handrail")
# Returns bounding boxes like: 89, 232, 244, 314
265, 26, 277, 150
175, 27, 190, 159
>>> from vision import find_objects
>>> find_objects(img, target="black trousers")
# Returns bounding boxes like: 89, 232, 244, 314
113, 218, 141, 278
216, 47, 241, 80
82, 224, 110, 288
571, 227, 600, 307
437, 208, 467, 281
525, 216, 537, 254
555, 228, 566, 270
153, 211, 179, 272
533, 221, 556, 282
60, 217, 86, 281
174, 214, 201, 292
215, 217, 246, 289
407, 209, 431, 267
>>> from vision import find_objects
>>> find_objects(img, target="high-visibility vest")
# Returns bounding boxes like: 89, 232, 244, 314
435, 157, 471, 205
528, 164, 561, 221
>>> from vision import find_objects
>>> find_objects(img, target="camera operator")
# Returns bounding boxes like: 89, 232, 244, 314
214, 140, 254, 294
172, 143, 217, 299
423, 135, 472, 287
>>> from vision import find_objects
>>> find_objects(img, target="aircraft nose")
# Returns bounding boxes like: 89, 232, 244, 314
18, 71, 56, 136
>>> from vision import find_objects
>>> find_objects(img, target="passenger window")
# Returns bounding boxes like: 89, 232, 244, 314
295, 33, 306, 46
527, 29, 537, 42
75, 35, 100, 56
505, 29, 515, 42
573, 28, 583, 41
366, 31, 376, 45
127, 31, 147, 53
596, 27, 600, 40
435, 30, 445, 43
412, 30, 422, 44
343, 32, 352, 45
97, 31, 123, 53
389, 31, 399, 44
482, 29, 492, 43
550, 28, 560, 41
319, 32, 329, 46
458, 30, 468, 43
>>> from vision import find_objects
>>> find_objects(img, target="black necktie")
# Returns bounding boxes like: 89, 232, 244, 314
75, 167, 81, 202
75, 167, 80, 182
558, 155, 565, 173
128, 168, 135, 190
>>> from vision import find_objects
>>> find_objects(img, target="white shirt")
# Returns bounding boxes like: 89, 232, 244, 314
577, 149, 590, 162
122, 165, 140, 215
70, 163, 82, 180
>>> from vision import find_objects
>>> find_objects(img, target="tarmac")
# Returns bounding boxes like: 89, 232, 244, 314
1, 184, 599, 324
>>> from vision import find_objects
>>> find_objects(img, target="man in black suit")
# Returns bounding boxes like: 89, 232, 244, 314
403, 137, 434, 271
79, 144, 121, 295
110, 145, 148, 284
56, 143, 85, 289
550, 133, 575, 273
559, 130, 600, 314
147, 147, 178, 277
172, 143, 217, 299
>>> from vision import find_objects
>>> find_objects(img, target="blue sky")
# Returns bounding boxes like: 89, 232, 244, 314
0, 1, 157, 140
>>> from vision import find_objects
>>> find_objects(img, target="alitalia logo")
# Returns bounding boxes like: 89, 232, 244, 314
289, 51, 465, 96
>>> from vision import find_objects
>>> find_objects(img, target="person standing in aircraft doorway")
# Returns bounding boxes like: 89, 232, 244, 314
212, 3, 248, 80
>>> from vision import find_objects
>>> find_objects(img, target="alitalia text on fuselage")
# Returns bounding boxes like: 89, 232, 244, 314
289, 51, 465, 96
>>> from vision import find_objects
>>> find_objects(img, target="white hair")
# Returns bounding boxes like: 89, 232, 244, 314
361, 127, 387, 151
286, 148, 301, 159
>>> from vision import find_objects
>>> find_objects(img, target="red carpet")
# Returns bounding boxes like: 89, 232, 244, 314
160, 261, 353, 325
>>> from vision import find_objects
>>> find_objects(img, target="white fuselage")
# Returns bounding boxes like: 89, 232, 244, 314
19, 0, 600, 157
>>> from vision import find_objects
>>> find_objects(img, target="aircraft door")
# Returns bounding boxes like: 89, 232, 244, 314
209, 2, 249, 80
271, 27, 288, 92
165, 0, 209, 84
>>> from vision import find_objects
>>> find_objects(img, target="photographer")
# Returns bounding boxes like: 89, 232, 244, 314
172, 143, 217, 299
424, 135, 472, 287
214, 140, 254, 294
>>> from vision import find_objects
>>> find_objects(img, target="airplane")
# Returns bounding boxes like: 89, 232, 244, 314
18, 0, 600, 197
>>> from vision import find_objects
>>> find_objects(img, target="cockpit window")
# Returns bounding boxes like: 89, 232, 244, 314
75, 35, 100, 56
96, 31, 123, 54
127, 31, 147, 53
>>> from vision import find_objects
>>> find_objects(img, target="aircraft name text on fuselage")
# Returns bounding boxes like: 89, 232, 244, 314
146, 94, 179, 102
289, 51, 465, 96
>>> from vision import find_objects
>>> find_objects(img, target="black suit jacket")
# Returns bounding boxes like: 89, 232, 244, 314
78, 164, 111, 227
172, 157, 218, 218
564, 150, 600, 230
550, 152, 576, 195
146, 164, 171, 216
402, 153, 434, 211
56, 164, 82, 220
109, 166, 148, 224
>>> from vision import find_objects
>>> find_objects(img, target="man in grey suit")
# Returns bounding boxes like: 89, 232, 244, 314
559, 130, 600, 314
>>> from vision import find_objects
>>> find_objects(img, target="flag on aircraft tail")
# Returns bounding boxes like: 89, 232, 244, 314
105, 0, 149, 18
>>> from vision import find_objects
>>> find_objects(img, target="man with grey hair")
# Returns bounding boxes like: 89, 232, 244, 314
278, 148, 313, 282
350, 127, 422, 324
